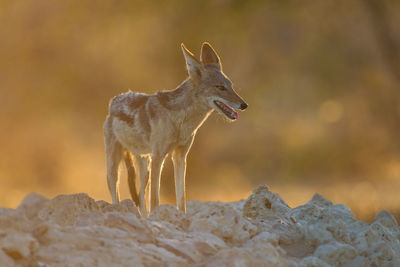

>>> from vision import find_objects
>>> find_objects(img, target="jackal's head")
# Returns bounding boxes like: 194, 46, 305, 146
181, 42, 248, 121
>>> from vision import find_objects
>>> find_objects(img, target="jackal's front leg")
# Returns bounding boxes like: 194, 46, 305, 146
150, 154, 166, 212
172, 138, 194, 213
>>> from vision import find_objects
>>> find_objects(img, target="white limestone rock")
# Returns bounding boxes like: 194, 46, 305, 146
0, 249, 15, 267
188, 200, 258, 245
97, 199, 140, 217
242, 184, 291, 221
374, 210, 398, 229
0, 186, 399, 266
0, 230, 38, 260
313, 242, 357, 266
205, 245, 297, 267
17, 192, 49, 221
149, 204, 189, 230
38, 193, 101, 226
0, 208, 31, 232
299, 256, 332, 267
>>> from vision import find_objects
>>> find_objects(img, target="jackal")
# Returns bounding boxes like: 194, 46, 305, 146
104, 42, 247, 215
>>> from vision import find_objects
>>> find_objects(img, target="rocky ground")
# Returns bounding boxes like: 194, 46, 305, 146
0, 185, 399, 266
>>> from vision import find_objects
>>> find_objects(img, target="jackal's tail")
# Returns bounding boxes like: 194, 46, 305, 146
124, 151, 140, 206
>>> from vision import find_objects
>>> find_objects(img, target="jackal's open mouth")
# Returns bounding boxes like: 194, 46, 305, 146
214, 100, 238, 120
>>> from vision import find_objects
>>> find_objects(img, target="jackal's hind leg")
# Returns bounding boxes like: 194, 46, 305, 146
104, 121, 123, 204
124, 151, 140, 206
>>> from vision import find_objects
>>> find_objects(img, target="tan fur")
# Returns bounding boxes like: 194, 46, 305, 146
104, 42, 248, 216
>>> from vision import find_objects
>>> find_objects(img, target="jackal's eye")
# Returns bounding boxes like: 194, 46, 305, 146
215, 85, 227, 91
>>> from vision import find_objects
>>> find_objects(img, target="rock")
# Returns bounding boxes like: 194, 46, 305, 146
299, 256, 331, 267
155, 231, 228, 264
0, 231, 38, 260
103, 212, 155, 243
374, 210, 398, 229
242, 184, 291, 221
0, 249, 15, 267
38, 193, 101, 226
289, 198, 355, 225
17, 192, 49, 221
0, 186, 398, 266
244, 231, 280, 248
97, 199, 140, 217
156, 237, 205, 263
149, 204, 188, 229
35, 223, 187, 266
343, 256, 369, 267
188, 232, 227, 255
0, 208, 31, 232
188, 201, 257, 245
311, 194, 333, 207
206, 245, 297, 267
313, 242, 357, 266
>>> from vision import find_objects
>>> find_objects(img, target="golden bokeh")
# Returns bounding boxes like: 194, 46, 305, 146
1, 0, 400, 222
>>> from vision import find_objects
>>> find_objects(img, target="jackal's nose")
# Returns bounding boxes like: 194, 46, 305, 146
240, 102, 248, 110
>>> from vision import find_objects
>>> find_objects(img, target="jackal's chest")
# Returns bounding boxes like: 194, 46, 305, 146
175, 123, 198, 144
174, 109, 213, 145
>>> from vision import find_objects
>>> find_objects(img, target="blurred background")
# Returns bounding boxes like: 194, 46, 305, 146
1, 0, 400, 222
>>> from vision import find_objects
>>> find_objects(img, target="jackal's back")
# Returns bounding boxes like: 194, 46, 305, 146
107, 91, 156, 154
109, 92, 148, 124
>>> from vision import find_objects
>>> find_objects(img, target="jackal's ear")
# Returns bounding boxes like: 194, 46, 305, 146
181, 43, 202, 79
200, 42, 221, 70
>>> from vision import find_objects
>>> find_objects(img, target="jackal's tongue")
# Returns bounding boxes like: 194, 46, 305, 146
215, 100, 238, 120
232, 110, 238, 119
